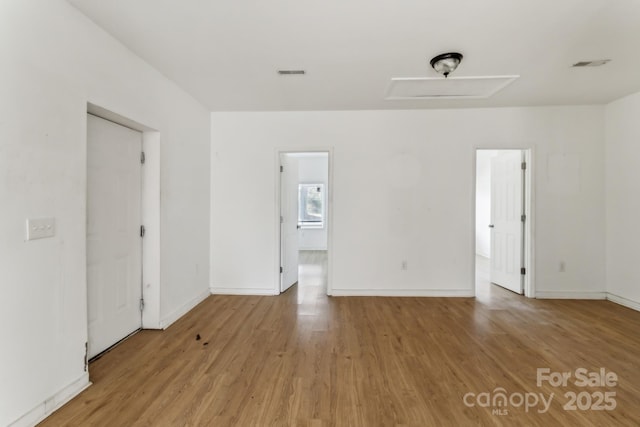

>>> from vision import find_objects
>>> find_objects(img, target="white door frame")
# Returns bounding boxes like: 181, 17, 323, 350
274, 148, 333, 296
473, 148, 535, 298
86, 104, 162, 333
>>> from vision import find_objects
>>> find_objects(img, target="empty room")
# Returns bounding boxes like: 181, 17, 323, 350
2, 0, 640, 426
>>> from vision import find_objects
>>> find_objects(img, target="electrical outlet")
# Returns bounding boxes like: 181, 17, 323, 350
401, 261, 408, 270
26, 218, 55, 240
559, 261, 566, 272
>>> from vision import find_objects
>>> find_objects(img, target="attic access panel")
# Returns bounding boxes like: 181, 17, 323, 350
385, 75, 519, 100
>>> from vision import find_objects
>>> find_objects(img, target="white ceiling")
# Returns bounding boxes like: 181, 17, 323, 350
67, 0, 640, 111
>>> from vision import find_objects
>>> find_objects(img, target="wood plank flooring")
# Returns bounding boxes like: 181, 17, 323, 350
40, 251, 640, 426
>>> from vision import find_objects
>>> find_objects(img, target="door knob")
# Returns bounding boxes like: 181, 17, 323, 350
488, 224, 494, 228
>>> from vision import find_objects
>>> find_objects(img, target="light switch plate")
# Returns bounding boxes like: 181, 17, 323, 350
26, 218, 55, 240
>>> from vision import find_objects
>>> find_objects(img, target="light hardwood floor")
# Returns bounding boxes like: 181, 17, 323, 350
40, 251, 640, 426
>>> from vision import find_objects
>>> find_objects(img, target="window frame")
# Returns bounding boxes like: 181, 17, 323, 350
298, 183, 325, 229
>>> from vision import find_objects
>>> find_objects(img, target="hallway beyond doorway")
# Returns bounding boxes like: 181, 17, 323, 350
476, 255, 525, 304
289, 250, 327, 306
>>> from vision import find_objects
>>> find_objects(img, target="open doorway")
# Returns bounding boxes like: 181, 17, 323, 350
475, 149, 533, 299
278, 152, 330, 298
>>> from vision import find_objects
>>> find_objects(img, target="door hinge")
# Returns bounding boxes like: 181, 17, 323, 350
280, 216, 284, 224
280, 266, 283, 274
140, 225, 145, 237
521, 267, 526, 275
139, 298, 145, 312
280, 165, 283, 173
521, 161, 527, 170
141, 151, 146, 164
521, 214, 526, 222
84, 342, 88, 371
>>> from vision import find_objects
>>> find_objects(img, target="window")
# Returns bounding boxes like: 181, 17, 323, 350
298, 184, 325, 228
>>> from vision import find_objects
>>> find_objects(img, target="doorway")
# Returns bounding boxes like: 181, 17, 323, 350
86, 114, 143, 359
277, 151, 330, 296
475, 149, 533, 298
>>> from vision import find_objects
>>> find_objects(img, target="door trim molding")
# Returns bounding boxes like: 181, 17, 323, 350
141, 131, 161, 329
274, 148, 333, 296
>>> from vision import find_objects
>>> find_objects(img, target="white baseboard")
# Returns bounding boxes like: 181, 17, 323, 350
210, 286, 278, 296
160, 289, 210, 330
299, 247, 327, 251
536, 291, 606, 299
606, 293, 640, 312
330, 289, 475, 297
10, 373, 90, 427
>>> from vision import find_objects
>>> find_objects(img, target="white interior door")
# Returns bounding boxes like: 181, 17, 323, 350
87, 114, 143, 358
490, 150, 523, 294
280, 154, 299, 292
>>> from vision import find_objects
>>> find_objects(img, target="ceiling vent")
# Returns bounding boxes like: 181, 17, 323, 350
278, 70, 306, 75
385, 75, 519, 100
572, 60, 611, 67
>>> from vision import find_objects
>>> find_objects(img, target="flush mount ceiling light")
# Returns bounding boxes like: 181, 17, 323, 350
430, 52, 463, 78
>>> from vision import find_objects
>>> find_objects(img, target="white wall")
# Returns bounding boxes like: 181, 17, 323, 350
605, 91, 640, 309
294, 154, 329, 250
211, 107, 606, 297
0, 1, 210, 425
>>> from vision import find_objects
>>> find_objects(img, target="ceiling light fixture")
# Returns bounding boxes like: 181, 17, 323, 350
430, 52, 463, 78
